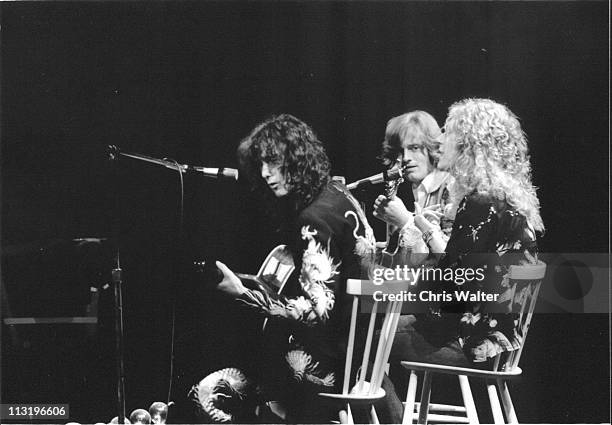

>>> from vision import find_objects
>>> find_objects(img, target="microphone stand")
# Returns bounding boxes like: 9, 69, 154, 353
107, 146, 126, 424
116, 149, 239, 180
116, 150, 187, 173
105, 145, 238, 414
105, 145, 192, 413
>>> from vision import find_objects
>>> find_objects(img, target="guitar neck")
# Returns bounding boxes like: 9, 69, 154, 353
384, 179, 400, 243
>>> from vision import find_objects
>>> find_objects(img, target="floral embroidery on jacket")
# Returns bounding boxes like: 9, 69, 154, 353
285, 349, 335, 387
237, 226, 341, 326
299, 225, 339, 321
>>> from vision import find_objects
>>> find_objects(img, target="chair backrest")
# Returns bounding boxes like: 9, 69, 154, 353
342, 278, 416, 397
494, 262, 546, 372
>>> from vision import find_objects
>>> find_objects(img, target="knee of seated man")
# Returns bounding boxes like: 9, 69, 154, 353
396, 314, 417, 333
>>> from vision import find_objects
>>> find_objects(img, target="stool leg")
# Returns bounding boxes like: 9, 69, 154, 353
497, 379, 518, 424
458, 375, 479, 424
402, 370, 418, 425
417, 371, 432, 425
487, 381, 505, 424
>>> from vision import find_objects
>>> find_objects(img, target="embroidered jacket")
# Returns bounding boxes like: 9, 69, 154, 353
237, 181, 375, 398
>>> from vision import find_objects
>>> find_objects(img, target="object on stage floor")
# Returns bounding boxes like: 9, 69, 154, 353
129, 408, 151, 424
189, 367, 256, 423
148, 402, 168, 424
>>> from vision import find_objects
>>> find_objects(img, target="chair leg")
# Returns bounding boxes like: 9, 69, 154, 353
458, 375, 479, 424
487, 381, 505, 424
402, 370, 418, 425
346, 403, 355, 424
339, 408, 349, 424
417, 371, 432, 425
497, 379, 518, 424
369, 405, 380, 424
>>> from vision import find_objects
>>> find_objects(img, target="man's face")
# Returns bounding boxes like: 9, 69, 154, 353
398, 135, 435, 186
261, 161, 289, 197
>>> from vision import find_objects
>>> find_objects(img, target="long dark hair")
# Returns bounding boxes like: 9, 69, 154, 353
237, 114, 331, 216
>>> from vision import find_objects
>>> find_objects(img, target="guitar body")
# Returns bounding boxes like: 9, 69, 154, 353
194, 245, 295, 295
379, 228, 403, 269
237, 245, 295, 297
243, 245, 295, 333
194, 245, 296, 333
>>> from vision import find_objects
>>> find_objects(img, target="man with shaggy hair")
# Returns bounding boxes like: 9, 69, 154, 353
209, 114, 402, 423
373, 110, 454, 255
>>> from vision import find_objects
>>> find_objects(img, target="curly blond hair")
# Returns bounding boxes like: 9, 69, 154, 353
444, 99, 544, 232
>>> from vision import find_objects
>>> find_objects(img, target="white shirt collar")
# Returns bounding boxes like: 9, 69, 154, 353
411, 169, 451, 206
412, 168, 450, 196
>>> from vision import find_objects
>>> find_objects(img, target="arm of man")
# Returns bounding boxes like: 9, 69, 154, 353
217, 214, 342, 328
373, 195, 412, 229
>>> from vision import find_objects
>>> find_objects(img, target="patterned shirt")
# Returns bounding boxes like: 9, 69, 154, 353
415, 192, 539, 363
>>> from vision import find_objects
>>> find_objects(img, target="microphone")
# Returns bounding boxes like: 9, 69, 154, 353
115, 148, 239, 181
346, 166, 404, 190
188, 166, 239, 181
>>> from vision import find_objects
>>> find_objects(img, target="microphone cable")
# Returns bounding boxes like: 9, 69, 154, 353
163, 158, 185, 406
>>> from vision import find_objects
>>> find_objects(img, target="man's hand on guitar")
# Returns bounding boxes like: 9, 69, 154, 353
215, 261, 247, 297
373, 195, 413, 228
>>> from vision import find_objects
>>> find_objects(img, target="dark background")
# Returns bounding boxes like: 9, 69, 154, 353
1, 1, 609, 423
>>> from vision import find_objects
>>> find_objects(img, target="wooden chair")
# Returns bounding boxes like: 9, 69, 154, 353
319, 277, 417, 424
401, 262, 546, 424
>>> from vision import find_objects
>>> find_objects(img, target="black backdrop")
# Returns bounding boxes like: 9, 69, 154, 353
1, 2, 609, 423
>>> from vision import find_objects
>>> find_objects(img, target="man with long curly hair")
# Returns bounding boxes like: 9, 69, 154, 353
212, 114, 402, 422
398, 98, 544, 366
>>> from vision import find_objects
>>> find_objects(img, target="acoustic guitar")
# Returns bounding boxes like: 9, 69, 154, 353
194, 245, 295, 296
194, 245, 295, 331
